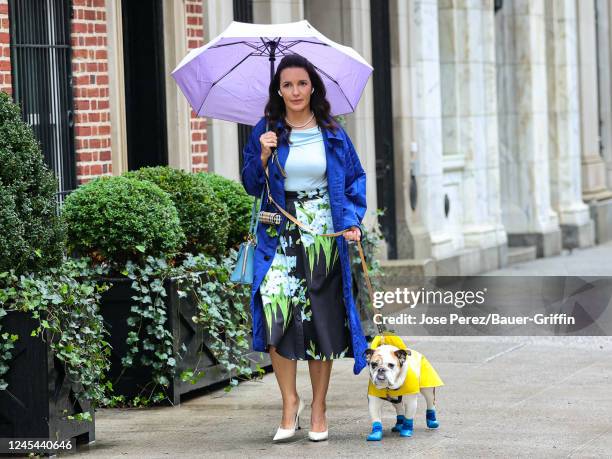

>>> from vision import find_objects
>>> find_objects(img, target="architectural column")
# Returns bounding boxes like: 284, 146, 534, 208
389, 0, 415, 259
437, 0, 507, 271
389, 0, 453, 261
163, 0, 193, 172
203, 0, 240, 180
580, 0, 612, 243
545, 0, 594, 248
578, 0, 610, 201
253, 0, 303, 23
338, 0, 378, 234
305, 0, 378, 233
105, 0, 128, 175
495, 0, 561, 257
595, 0, 612, 188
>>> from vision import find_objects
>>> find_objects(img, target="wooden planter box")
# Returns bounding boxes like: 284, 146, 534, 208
100, 274, 270, 405
0, 311, 95, 445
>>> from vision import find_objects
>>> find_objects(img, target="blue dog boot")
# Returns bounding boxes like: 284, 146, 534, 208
391, 415, 406, 432
367, 422, 383, 441
399, 418, 413, 437
426, 409, 439, 429
391, 414, 406, 432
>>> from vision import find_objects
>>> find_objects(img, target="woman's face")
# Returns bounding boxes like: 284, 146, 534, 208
279, 67, 313, 113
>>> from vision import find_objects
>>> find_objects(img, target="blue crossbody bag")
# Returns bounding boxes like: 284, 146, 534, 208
230, 188, 264, 284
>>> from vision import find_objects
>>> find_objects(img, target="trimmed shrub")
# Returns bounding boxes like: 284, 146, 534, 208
197, 172, 254, 249
61, 176, 185, 265
125, 166, 230, 256
0, 91, 66, 276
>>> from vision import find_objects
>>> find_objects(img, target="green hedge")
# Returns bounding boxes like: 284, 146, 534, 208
61, 175, 185, 265
125, 167, 230, 256
0, 92, 66, 276
197, 172, 254, 249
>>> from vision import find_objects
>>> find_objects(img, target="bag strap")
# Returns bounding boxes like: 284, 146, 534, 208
262, 164, 376, 330
261, 120, 384, 337
249, 188, 264, 238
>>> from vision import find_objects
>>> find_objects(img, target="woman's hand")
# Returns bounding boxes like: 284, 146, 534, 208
260, 131, 277, 166
343, 226, 361, 242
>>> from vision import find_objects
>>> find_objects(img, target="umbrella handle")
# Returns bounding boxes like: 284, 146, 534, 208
265, 120, 287, 177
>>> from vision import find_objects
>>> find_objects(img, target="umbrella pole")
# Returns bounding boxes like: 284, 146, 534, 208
268, 40, 276, 84
265, 40, 276, 135
267, 40, 285, 176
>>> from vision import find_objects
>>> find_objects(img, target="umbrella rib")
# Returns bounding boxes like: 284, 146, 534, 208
284, 39, 331, 48
209, 40, 259, 50
211, 53, 255, 88
259, 37, 282, 56
208, 38, 329, 54
311, 63, 355, 112
190, 38, 360, 118
196, 53, 256, 115
273, 40, 330, 55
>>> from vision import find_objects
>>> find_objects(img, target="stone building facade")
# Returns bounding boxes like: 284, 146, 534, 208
1, 0, 611, 275
206, 0, 612, 276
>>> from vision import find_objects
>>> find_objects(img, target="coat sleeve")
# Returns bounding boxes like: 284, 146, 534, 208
342, 131, 367, 240
241, 119, 267, 197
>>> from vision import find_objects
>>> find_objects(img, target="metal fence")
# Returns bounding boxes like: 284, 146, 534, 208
8, 0, 77, 204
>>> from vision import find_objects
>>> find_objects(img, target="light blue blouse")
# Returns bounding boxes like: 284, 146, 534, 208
283, 126, 328, 191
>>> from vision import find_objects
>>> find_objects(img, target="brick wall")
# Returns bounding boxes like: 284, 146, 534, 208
71, 0, 112, 184
1, 0, 208, 181
185, 0, 208, 172
0, 0, 11, 95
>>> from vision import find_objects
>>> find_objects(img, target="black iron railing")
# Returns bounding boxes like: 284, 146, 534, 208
8, 0, 77, 197
54, 188, 74, 216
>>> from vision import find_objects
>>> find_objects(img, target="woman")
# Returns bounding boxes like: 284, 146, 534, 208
241, 54, 368, 442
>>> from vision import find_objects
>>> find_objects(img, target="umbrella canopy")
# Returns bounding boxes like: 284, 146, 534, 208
171, 20, 373, 126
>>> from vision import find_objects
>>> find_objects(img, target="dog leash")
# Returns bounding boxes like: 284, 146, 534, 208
262, 123, 387, 342
262, 163, 383, 335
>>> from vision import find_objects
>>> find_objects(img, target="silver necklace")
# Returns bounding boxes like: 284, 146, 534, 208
285, 112, 315, 129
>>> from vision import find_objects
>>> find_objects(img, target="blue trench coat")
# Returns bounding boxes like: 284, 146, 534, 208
241, 117, 369, 375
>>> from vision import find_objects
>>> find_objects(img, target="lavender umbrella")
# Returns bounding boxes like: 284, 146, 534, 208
171, 20, 373, 126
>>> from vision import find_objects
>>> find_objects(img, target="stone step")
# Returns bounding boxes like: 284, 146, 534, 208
507, 246, 537, 265
379, 258, 435, 288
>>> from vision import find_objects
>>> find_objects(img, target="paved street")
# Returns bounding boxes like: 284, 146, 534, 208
73, 335, 612, 458
486, 240, 612, 276
71, 245, 612, 458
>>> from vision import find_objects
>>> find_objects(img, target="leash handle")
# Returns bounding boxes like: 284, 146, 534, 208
263, 167, 378, 329
259, 124, 386, 339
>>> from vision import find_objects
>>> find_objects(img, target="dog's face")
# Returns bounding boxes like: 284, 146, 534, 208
365, 345, 410, 389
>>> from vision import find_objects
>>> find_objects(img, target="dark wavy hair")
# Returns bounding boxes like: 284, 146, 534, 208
264, 54, 338, 143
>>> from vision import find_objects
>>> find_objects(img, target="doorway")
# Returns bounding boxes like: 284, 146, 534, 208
370, 0, 397, 259
121, 0, 168, 170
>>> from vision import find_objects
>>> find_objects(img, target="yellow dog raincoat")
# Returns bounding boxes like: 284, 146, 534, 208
367, 335, 444, 399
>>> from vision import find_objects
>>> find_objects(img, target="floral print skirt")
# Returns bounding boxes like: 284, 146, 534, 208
260, 186, 353, 361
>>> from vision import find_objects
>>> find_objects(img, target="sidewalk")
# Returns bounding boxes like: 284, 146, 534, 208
74, 335, 612, 458
485, 240, 612, 276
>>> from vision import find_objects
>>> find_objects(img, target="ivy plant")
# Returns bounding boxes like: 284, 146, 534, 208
0, 257, 112, 405
105, 250, 263, 406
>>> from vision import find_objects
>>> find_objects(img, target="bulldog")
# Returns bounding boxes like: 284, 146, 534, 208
364, 336, 444, 441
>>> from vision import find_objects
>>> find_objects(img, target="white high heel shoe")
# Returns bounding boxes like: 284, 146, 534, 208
308, 429, 328, 442
308, 417, 328, 441
273, 398, 304, 441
